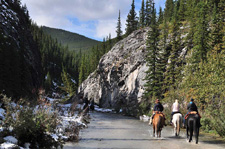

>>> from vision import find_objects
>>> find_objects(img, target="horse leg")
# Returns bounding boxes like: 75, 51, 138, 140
186, 125, 189, 141
153, 124, 155, 137
195, 126, 199, 144
189, 122, 193, 143
174, 126, 177, 136
177, 121, 180, 136
156, 125, 158, 138
177, 118, 181, 136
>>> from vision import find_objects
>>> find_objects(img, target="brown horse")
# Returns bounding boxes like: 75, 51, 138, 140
152, 112, 165, 138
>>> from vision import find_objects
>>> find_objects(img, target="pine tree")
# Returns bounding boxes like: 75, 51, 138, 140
145, 0, 153, 26
61, 66, 76, 96
164, 0, 174, 21
125, 0, 138, 35
211, 1, 224, 52
178, 0, 186, 21
144, 3, 160, 98
193, 1, 210, 63
139, 0, 145, 28
116, 10, 123, 41
164, 4, 181, 90
158, 7, 164, 24
78, 55, 85, 85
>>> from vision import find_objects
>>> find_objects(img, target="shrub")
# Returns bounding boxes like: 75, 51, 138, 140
1, 95, 63, 148
138, 100, 151, 116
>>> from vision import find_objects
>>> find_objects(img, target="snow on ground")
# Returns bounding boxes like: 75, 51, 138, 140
0, 142, 18, 149
0, 108, 5, 119
94, 105, 113, 113
3, 136, 18, 144
0, 97, 86, 148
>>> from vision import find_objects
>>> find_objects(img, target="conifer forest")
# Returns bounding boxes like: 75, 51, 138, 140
0, 0, 224, 145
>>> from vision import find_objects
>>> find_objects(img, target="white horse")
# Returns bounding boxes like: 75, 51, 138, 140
172, 113, 182, 136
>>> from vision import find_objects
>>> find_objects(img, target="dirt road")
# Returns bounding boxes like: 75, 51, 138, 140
64, 112, 225, 149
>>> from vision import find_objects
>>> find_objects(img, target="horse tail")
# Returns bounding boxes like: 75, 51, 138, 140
194, 118, 199, 144
189, 120, 193, 142
157, 116, 161, 131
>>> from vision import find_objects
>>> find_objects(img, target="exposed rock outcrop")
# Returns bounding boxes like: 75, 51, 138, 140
78, 28, 149, 116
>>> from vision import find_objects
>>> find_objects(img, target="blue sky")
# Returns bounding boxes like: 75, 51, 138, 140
21, 0, 166, 41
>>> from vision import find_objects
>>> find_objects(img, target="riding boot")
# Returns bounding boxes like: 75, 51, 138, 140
149, 116, 153, 125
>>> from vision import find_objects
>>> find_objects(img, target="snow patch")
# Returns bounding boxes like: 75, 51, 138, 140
0, 142, 17, 149
51, 134, 59, 141
94, 105, 113, 113
0, 108, 5, 119
3, 136, 18, 144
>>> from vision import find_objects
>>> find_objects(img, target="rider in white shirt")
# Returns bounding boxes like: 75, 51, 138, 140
170, 99, 180, 124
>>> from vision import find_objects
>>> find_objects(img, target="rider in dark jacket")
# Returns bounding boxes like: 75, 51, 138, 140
187, 98, 198, 113
186, 98, 202, 127
153, 101, 164, 112
149, 99, 166, 126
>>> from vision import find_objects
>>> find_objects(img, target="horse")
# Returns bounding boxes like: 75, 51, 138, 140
152, 112, 165, 138
186, 114, 200, 144
172, 113, 182, 136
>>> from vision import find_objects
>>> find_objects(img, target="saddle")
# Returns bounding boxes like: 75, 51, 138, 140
155, 111, 166, 119
185, 111, 201, 119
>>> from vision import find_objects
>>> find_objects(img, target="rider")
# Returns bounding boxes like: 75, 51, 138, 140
186, 98, 202, 127
170, 99, 180, 125
187, 98, 198, 112
149, 99, 166, 126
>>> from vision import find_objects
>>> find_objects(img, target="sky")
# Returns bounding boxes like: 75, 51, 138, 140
21, 0, 166, 41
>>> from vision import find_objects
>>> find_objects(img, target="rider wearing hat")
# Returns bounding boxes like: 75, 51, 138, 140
149, 99, 166, 126
186, 98, 202, 127
153, 99, 164, 112
187, 98, 198, 112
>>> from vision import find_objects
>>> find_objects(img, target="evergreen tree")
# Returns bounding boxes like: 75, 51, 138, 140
164, 0, 174, 21
158, 7, 164, 24
78, 55, 86, 85
125, 0, 138, 35
164, 4, 181, 90
61, 66, 76, 96
145, 0, 153, 26
193, 1, 210, 63
178, 0, 186, 21
211, 1, 224, 52
139, 0, 145, 28
116, 10, 123, 41
144, 3, 160, 98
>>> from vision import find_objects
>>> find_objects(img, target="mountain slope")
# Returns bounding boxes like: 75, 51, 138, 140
0, 0, 42, 98
41, 26, 101, 52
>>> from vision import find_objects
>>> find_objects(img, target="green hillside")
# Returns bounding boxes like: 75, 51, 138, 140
41, 26, 101, 52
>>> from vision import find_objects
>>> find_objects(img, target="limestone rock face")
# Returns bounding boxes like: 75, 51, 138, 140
79, 29, 149, 116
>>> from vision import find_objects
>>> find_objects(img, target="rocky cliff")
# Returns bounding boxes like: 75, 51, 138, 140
78, 28, 150, 116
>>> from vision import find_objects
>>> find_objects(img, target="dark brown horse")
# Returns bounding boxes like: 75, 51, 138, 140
152, 112, 165, 138
186, 114, 200, 144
